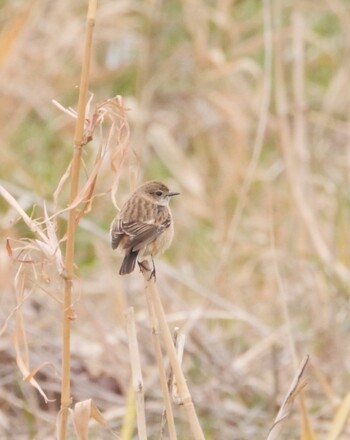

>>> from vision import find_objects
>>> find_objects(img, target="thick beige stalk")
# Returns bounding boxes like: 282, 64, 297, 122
142, 276, 178, 439
140, 263, 204, 440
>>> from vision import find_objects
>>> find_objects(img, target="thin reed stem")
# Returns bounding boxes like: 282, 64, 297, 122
59, 1, 97, 438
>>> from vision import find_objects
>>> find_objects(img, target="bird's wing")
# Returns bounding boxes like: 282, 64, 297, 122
118, 217, 171, 252
111, 219, 125, 250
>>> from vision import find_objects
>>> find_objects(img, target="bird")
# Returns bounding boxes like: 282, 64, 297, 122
110, 180, 179, 277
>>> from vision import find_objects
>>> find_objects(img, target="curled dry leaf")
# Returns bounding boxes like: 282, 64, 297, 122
2, 185, 64, 274
1, 189, 65, 403
13, 273, 54, 403
71, 399, 119, 440
23, 361, 58, 384
52, 95, 130, 219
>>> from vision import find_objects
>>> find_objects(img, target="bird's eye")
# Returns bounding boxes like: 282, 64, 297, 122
155, 191, 163, 196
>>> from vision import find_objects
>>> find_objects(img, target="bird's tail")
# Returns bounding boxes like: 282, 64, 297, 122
119, 250, 139, 275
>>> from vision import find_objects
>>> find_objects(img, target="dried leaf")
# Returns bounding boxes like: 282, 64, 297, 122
72, 399, 119, 440
0, 184, 48, 243
23, 361, 57, 384
43, 203, 64, 274
13, 274, 53, 403
6, 238, 13, 258
53, 160, 72, 211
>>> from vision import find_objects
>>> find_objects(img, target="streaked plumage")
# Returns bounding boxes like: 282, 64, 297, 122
110, 181, 179, 275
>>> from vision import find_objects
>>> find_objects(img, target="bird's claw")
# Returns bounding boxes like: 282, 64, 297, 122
138, 259, 157, 282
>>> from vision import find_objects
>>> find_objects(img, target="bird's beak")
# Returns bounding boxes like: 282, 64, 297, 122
168, 191, 180, 197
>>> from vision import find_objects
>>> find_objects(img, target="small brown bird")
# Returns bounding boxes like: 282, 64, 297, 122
110, 181, 179, 276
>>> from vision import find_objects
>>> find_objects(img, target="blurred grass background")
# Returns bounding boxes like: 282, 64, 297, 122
1, 0, 350, 438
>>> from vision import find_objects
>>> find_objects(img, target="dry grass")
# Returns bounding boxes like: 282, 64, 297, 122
1, 0, 350, 438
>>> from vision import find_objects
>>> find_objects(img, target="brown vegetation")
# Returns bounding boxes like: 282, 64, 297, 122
1, 0, 350, 438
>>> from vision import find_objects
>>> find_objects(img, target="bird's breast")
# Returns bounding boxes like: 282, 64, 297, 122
139, 222, 174, 258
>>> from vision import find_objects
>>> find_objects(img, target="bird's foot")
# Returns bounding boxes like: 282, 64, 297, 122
138, 258, 156, 282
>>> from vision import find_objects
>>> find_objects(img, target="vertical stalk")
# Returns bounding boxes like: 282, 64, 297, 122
142, 277, 177, 439
125, 308, 148, 440
292, 6, 307, 185
140, 263, 205, 440
59, 1, 97, 438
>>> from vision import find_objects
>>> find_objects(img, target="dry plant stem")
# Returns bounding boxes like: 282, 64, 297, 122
270, 198, 315, 439
273, 6, 316, 438
214, 0, 272, 274
274, 0, 350, 285
291, 14, 316, 438
59, 1, 97, 439
292, 7, 308, 186
267, 355, 309, 440
142, 277, 177, 440
171, 329, 185, 404
140, 262, 205, 440
125, 308, 147, 440
268, 191, 297, 367
120, 383, 136, 440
